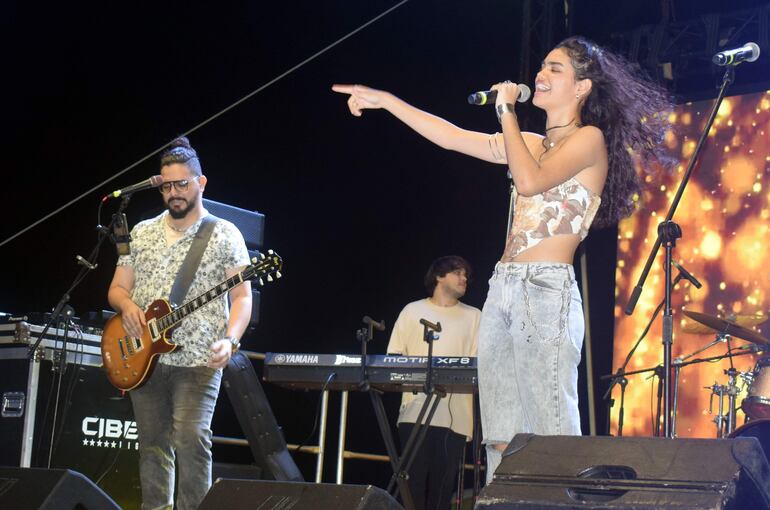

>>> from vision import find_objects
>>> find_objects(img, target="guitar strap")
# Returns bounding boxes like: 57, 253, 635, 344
168, 214, 219, 307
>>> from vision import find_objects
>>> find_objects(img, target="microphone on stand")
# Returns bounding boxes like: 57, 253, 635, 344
468, 84, 531, 105
419, 318, 442, 332
712, 42, 760, 66
672, 261, 702, 289
75, 255, 97, 270
362, 316, 385, 331
102, 175, 164, 201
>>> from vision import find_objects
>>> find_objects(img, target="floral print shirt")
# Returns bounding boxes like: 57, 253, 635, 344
117, 211, 250, 367
502, 177, 601, 262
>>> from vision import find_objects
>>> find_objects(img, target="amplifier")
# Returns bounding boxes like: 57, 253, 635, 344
0, 323, 141, 510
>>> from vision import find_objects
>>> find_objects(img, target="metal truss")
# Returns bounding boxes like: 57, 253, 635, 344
611, 4, 769, 92
518, 0, 571, 128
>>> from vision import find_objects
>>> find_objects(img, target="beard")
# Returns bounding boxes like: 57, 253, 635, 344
165, 195, 197, 219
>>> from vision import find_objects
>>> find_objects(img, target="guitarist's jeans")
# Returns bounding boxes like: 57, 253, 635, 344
129, 363, 222, 510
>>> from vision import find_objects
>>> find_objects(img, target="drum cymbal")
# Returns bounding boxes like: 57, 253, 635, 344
681, 313, 767, 334
682, 311, 769, 345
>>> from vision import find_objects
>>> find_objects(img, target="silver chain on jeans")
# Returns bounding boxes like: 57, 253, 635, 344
520, 268, 571, 345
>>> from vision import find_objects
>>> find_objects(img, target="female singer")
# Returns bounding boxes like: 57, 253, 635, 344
333, 36, 671, 480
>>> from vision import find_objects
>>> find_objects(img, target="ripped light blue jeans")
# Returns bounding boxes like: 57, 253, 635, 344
477, 262, 584, 482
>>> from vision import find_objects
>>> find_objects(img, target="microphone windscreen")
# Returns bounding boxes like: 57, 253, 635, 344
746, 42, 761, 62
517, 84, 531, 103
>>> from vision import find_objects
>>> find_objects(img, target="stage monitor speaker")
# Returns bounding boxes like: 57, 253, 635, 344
198, 479, 404, 510
0, 467, 120, 510
476, 434, 770, 510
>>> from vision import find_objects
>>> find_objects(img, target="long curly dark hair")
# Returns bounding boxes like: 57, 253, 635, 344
556, 36, 672, 228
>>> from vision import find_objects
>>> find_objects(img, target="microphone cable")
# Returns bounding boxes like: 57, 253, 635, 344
294, 372, 337, 453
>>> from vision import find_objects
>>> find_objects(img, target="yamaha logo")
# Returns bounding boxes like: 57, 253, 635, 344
279, 354, 320, 364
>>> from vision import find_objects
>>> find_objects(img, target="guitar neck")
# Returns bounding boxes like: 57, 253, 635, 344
156, 271, 247, 332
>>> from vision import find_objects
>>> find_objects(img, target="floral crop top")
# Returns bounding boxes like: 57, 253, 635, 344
501, 177, 601, 262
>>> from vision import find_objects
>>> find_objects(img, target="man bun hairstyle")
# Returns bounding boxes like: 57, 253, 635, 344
160, 136, 202, 176
424, 255, 472, 295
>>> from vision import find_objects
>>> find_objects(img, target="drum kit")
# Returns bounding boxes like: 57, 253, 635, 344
676, 310, 769, 441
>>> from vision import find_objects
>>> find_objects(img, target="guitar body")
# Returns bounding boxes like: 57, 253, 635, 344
101, 298, 178, 391
100, 249, 283, 391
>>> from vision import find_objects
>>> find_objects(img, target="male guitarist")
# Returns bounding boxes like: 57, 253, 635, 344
107, 136, 252, 510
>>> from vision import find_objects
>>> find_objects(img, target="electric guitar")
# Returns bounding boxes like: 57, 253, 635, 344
101, 250, 282, 390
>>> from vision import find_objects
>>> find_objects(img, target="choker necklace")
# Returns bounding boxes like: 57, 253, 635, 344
542, 119, 582, 152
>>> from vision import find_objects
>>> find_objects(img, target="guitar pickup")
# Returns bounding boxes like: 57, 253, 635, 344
131, 336, 143, 352
148, 318, 160, 340
125, 337, 135, 356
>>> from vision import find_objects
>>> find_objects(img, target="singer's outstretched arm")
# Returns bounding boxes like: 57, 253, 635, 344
332, 84, 541, 164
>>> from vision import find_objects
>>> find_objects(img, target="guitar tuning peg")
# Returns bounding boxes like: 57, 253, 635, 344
251, 256, 257, 263
276, 271, 282, 279
258, 278, 264, 286
259, 253, 265, 260
268, 249, 274, 254
267, 275, 273, 282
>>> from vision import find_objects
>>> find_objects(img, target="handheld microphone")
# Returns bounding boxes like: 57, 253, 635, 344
102, 175, 164, 201
712, 42, 760, 66
673, 261, 702, 289
468, 84, 531, 105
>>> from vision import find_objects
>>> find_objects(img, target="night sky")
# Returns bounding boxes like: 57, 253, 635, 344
1, 0, 767, 490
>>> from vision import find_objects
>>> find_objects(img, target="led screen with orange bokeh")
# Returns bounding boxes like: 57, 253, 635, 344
612, 90, 770, 439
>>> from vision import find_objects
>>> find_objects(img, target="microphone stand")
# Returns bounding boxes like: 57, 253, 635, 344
27, 195, 131, 358
355, 317, 417, 510
623, 66, 736, 438
25, 193, 131, 472
421, 318, 441, 395
48, 304, 75, 468
602, 273, 684, 436
386, 319, 444, 505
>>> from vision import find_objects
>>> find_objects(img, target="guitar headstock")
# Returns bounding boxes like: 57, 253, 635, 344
247, 249, 283, 286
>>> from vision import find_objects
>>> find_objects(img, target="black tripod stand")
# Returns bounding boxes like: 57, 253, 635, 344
357, 316, 445, 510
